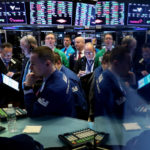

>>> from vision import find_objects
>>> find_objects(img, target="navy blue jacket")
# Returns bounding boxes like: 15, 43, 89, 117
60, 65, 80, 84
24, 70, 76, 117
0, 134, 43, 150
94, 69, 126, 118
60, 65, 87, 111
94, 66, 103, 81
89, 66, 103, 118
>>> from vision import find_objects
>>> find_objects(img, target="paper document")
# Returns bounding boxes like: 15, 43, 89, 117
123, 123, 141, 131
23, 125, 42, 133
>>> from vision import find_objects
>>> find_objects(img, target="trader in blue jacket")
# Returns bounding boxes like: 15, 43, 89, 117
94, 46, 132, 118
54, 52, 87, 119
23, 46, 76, 117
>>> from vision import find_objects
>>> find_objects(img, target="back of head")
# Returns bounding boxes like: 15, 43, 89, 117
109, 46, 131, 77
110, 46, 130, 63
121, 36, 136, 47
20, 35, 37, 47
101, 51, 111, 64
32, 46, 55, 64
54, 52, 62, 64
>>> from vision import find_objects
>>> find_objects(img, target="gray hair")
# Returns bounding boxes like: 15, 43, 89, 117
121, 36, 136, 46
20, 35, 37, 46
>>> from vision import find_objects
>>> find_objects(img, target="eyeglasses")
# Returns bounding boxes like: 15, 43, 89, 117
84, 52, 94, 55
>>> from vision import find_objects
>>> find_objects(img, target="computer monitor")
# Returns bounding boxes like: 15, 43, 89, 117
2, 74, 19, 91
75, 2, 95, 26
127, 3, 150, 26
0, 2, 27, 24
95, 1, 125, 25
138, 74, 150, 89
30, 1, 73, 25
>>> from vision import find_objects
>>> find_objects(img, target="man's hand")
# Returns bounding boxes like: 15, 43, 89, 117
6, 72, 14, 77
24, 72, 40, 87
141, 70, 149, 76
78, 70, 86, 77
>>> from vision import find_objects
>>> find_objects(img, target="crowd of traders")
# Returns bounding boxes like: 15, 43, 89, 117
0, 32, 150, 121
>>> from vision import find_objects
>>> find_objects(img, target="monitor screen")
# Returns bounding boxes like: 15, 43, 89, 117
0, 2, 26, 24
30, 1, 73, 25
138, 74, 150, 89
95, 1, 125, 25
2, 74, 19, 91
75, 3, 95, 26
127, 3, 150, 26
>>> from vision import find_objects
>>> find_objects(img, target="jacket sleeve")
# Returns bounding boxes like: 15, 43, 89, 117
94, 77, 114, 117
61, 52, 69, 68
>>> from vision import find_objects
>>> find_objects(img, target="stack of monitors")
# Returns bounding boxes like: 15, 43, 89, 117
95, 1, 125, 25
0, 2, 26, 24
127, 3, 150, 26
30, 1, 73, 25
75, 3, 95, 26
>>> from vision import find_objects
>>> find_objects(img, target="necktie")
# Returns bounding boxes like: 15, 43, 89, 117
78, 52, 82, 59
107, 49, 110, 52
87, 60, 94, 73
22, 60, 30, 89
35, 80, 45, 98
64, 48, 67, 53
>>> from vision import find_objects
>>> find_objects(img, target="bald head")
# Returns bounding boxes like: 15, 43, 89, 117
75, 37, 85, 52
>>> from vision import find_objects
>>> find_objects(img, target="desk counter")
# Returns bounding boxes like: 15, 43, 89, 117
0, 116, 93, 149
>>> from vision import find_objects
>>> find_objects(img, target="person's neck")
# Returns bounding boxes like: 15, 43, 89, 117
106, 45, 112, 50
109, 65, 120, 78
65, 45, 70, 49
46, 45, 55, 51
43, 66, 56, 80
58, 64, 62, 70
78, 49, 84, 53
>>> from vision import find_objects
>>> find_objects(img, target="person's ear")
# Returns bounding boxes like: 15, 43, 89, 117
45, 60, 51, 67
58, 60, 62, 65
113, 60, 119, 66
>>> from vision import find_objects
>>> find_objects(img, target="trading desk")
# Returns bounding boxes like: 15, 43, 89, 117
0, 116, 93, 149
1, 115, 149, 149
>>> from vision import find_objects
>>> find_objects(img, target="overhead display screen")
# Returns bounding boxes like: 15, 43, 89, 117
30, 1, 73, 25
75, 3, 95, 26
95, 1, 125, 25
0, 2, 26, 24
128, 3, 150, 25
